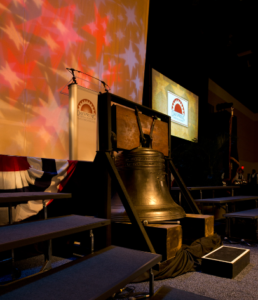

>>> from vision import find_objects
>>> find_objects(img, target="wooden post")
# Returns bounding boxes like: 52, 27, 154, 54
169, 160, 200, 214
104, 152, 156, 253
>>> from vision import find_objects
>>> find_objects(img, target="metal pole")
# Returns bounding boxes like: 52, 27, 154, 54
256, 219, 258, 241
228, 108, 234, 181
68, 83, 78, 160
43, 200, 47, 219
90, 230, 94, 253
8, 204, 13, 225
9, 204, 16, 279
41, 199, 52, 271
149, 268, 154, 296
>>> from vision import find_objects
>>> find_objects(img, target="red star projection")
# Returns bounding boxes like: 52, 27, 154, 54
82, 4, 109, 59
0, 50, 37, 103
21, 1, 84, 69
0, 0, 150, 159
103, 60, 121, 89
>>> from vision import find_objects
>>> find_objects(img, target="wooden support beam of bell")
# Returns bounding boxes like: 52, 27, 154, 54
169, 160, 201, 214
102, 151, 156, 254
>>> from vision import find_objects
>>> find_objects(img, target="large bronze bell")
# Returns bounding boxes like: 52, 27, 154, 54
111, 147, 186, 222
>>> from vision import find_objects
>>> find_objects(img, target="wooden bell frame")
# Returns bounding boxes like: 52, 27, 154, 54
95, 92, 200, 253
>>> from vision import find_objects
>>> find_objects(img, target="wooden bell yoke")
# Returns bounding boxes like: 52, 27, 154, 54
95, 92, 200, 253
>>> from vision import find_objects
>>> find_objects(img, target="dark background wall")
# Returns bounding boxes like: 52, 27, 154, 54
143, 0, 209, 143
142, 1, 212, 185
141, 0, 258, 185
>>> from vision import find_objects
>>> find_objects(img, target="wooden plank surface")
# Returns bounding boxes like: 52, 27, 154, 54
0, 215, 110, 252
195, 195, 258, 204
171, 186, 240, 191
0, 246, 161, 300
224, 208, 258, 219
115, 105, 140, 150
0, 192, 71, 205
114, 105, 168, 156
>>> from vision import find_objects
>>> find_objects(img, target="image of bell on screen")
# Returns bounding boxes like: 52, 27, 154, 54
152, 68, 199, 142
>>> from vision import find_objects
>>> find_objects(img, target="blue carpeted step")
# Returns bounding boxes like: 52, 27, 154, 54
0, 192, 71, 206
195, 195, 258, 204
0, 246, 161, 300
0, 215, 110, 252
224, 207, 258, 219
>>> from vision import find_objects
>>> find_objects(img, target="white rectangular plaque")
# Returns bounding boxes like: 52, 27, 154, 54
167, 91, 189, 127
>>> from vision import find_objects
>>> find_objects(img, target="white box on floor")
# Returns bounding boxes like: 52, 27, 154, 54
202, 246, 250, 278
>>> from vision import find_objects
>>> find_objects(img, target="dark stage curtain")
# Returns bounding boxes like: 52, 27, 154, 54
133, 234, 222, 282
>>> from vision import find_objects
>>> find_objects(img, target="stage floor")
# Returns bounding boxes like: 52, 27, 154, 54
133, 242, 258, 300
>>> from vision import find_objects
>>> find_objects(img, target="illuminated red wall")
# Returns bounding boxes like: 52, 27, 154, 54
0, 0, 149, 158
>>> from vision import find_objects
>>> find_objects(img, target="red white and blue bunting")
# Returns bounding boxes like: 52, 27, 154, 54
0, 155, 77, 225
